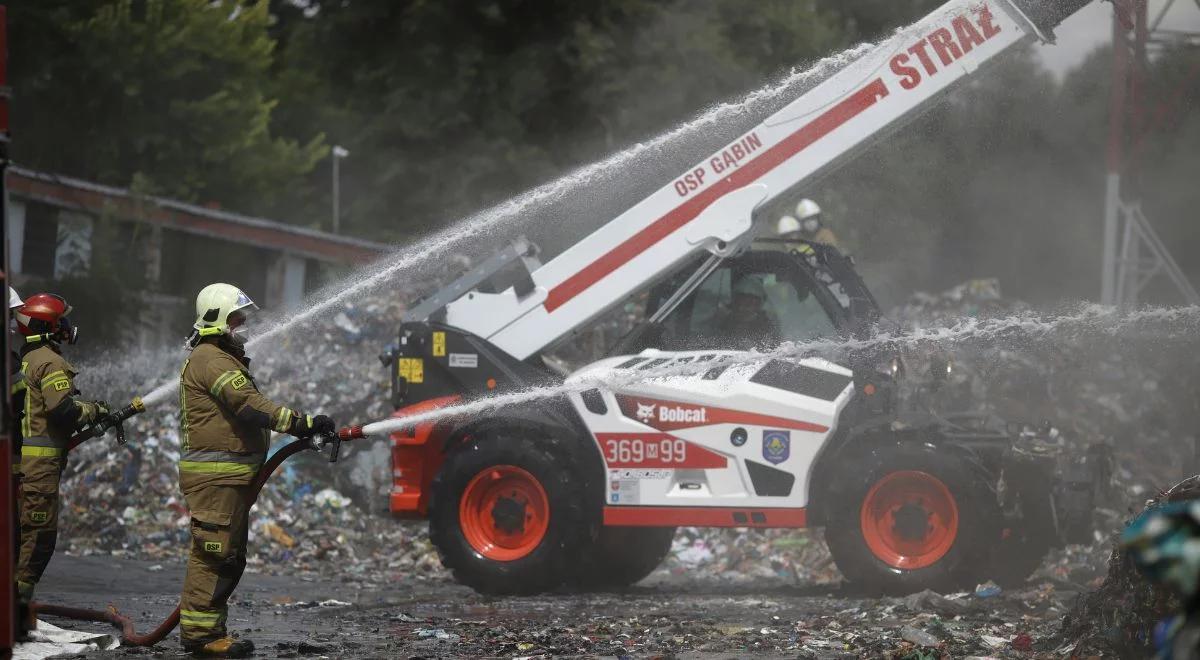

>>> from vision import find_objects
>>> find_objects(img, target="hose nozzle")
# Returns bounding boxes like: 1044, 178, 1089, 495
338, 425, 365, 441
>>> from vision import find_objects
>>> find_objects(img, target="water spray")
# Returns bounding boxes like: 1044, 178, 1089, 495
335, 304, 1200, 442
116, 38, 887, 412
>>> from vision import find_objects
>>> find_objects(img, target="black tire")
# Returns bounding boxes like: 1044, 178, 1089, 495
989, 463, 1056, 588
573, 526, 676, 589
824, 443, 1001, 595
429, 429, 588, 595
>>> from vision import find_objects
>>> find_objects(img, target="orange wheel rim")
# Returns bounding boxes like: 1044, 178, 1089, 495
459, 465, 550, 562
860, 470, 958, 570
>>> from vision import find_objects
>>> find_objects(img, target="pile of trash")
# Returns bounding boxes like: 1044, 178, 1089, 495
1057, 477, 1200, 657
663, 528, 841, 585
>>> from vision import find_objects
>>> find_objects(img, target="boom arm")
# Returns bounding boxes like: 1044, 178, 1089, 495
441, 0, 1092, 360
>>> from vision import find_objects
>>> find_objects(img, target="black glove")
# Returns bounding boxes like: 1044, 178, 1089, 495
312, 414, 335, 434
289, 413, 335, 438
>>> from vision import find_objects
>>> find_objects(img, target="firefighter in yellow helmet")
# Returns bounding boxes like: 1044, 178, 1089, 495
13, 293, 110, 606
177, 283, 333, 657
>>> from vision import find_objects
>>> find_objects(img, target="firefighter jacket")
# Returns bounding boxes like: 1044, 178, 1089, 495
19, 341, 102, 456
178, 339, 303, 487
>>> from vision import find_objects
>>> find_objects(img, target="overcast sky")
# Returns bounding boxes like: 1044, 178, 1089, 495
1035, 0, 1200, 78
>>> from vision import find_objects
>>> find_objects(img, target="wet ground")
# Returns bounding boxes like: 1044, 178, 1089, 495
34, 554, 1090, 658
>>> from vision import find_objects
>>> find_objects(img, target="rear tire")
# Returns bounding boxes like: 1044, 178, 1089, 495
573, 526, 676, 589
990, 463, 1056, 587
429, 430, 588, 595
824, 443, 1000, 594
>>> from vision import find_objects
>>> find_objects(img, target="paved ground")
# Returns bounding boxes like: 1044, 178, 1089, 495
29, 554, 1088, 658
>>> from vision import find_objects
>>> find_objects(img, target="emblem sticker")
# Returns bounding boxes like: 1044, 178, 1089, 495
230, 373, 248, 390
30, 511, 48, 523
762, 429, 790, 465
204, 541, 223, 553
608, 474, 641, 505
635, 402, 655, 422
448, 353, 477, 368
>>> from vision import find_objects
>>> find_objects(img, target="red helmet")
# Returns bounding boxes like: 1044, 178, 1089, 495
15, 293, 77, 344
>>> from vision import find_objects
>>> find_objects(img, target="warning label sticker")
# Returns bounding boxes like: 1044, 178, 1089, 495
398, 358, 424, 384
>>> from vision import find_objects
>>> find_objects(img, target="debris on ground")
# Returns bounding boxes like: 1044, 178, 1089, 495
1057, 477, 1200, 657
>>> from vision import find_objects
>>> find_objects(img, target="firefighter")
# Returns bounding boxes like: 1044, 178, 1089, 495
13, 293, 108, 605
178, 283, 333, 657
774, 198, 840, 247
711, 275, 780, 350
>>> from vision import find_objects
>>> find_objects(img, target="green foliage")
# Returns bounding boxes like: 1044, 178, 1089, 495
11, 0, 326, 214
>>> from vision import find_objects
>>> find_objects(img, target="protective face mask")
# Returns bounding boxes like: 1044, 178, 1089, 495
229, 325, 249, 346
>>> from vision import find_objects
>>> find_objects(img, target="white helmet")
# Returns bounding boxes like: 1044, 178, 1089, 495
193, 283, 258, 338
775, 215, 801, 237
796, 198, 821, 220
8, 287, 23, 310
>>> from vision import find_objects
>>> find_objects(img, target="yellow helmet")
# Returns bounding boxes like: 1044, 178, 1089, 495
193, 283, 258, 337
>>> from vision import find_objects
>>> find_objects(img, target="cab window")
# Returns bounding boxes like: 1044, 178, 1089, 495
661, 263, 836, 351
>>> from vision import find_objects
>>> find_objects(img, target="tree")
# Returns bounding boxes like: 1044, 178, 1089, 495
265, 0, 848, 239
10, 0, 327, 215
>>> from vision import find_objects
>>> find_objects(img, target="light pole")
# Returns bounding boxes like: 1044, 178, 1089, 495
331, 145, 349, 233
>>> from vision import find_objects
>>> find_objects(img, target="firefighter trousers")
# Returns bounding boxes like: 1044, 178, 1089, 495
17, 453, 64, 602
180, 482, 252, 643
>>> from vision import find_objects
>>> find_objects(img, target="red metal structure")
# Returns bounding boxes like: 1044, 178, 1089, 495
1101, 0, 1200, 305
0, 4, 18, 654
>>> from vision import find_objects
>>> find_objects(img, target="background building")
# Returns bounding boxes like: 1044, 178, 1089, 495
6, 167, 389, 348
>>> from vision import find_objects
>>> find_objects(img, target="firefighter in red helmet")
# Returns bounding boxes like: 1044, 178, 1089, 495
13, 293, 109, 606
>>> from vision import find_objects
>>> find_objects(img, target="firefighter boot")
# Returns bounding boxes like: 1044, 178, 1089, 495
182, 635, 255, 658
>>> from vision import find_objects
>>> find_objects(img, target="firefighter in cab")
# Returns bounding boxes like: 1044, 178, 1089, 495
775, 198, 840, 248
178, 283, 334, 657
13, 293, 111, 606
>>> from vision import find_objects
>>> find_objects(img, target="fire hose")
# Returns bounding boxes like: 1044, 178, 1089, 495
28, 410, 351, 646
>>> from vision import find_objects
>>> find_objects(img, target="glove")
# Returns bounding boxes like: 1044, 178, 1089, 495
289, 413, 335, 438
312, 414, 336, 434
79, 400, 109, 426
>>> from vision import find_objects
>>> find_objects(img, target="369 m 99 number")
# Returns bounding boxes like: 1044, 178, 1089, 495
604, 437, 687, 465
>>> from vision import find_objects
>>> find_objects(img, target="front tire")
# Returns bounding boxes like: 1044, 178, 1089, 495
429, 430, 588, 595
824, 443, 1000, 594
573, 526, 676, 589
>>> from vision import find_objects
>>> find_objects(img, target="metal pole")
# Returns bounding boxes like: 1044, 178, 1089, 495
1101, 8, 1128, 305
332, 150, 340, 234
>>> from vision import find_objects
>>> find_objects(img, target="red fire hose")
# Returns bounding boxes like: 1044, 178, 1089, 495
29, 431, 348, 646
